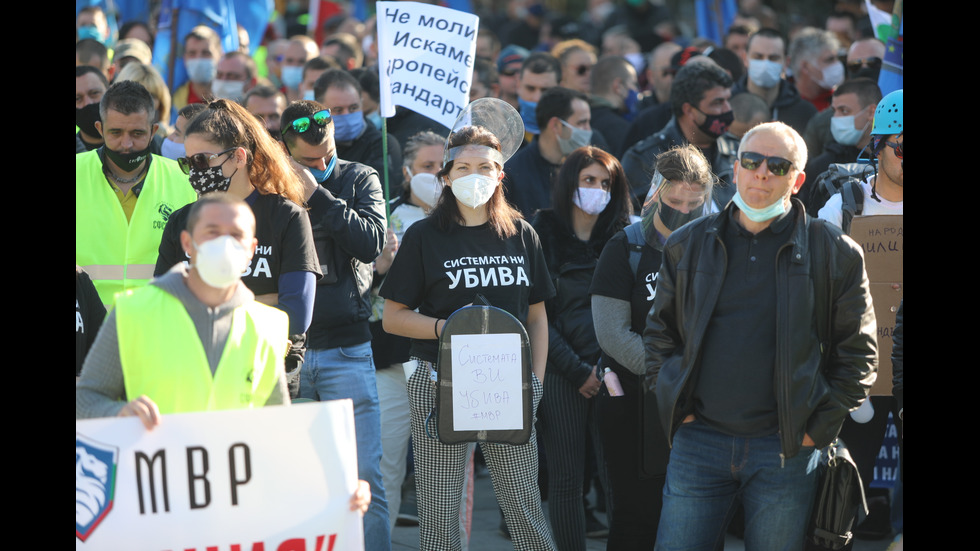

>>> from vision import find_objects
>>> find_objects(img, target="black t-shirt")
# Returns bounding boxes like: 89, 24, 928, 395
154, 192, 321, 296
589, 230, 664, 374
589, 231, 664, 335
379, 217, 555, 363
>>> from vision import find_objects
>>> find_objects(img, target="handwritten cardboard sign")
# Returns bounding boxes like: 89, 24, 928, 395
450, 333, 524, 431
849, 215, 903, 395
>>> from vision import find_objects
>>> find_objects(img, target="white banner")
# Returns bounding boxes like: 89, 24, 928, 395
76, 401, 363, 551
377, 1, 479, 129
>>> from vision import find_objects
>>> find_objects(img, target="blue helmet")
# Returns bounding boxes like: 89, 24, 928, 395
871, 89, 903, 136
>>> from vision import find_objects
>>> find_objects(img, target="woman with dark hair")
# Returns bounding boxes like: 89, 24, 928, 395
589, 144, 714, 549
380, 124, 557, 551
154, 99, 320, 353
532, 145, 633, 551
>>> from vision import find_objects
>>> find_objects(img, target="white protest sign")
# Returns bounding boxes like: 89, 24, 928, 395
451, 333, 524, 431
76, 401, 363, 551
377, 1, 479, 129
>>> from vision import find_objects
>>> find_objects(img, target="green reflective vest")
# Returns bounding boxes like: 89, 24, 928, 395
75, 150, 196, 307
116, 284, 288, 414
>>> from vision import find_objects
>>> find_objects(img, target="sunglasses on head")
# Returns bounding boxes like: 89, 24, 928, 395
575, 64, 593, 76
177, 147, 236, 175
282, 109, 332, 136
739, 152, 795, 176
846, 57, 883, 74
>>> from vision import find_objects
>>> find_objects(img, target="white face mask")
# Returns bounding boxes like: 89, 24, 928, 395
192, 235, 250, 289
409, 172, 443, 208
451, 173, 499, 209
185, 58, 216, 84
815, 60, 845, 90
574, 187, 611, 215
748, 59, 783, 89
211, 79, 246, 101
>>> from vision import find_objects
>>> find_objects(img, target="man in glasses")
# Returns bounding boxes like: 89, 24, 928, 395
76, 80, 197, 308
279, 101, 390, 550
645, 121, 877, 550
495, 45, 529, 111
819, 89, 902, 231
622, 58, 739, 209
846, 38, 886, 82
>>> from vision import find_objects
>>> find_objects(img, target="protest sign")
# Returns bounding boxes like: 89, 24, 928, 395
451, 333, 524, 431
377, 1, 479, 129
849, 214, 903, 395
76, 401, 363, 551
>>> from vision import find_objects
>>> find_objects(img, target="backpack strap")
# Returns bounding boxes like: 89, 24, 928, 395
624, 222, 646, 277
839, 180, 864, 235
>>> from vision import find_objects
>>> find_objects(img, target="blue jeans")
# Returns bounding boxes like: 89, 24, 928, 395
299, 342, 390, 551
655, 421, 820, 551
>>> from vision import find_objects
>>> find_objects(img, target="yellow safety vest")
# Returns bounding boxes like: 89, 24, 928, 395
75, 150, 196, 307
115, 285, 288, 414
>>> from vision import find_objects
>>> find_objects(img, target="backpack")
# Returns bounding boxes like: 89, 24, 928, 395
807, 163, 873, 233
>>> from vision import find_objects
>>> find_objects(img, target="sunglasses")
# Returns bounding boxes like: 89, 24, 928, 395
739, 152, 795, 176
883, 140, 903, 159
500, 68, 519, 77
575, 64, 593, 76
846, 57, 883, 74
282, 109, 332, 136
177, 147, 236, 175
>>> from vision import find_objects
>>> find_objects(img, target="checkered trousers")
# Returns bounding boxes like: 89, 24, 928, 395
407, 359, 557, 551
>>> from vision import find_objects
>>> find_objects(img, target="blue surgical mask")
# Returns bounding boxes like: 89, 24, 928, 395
302, 89, 315, 101
77, 25, 104, 43
748, 59, 783, 89
519, 97, 539, 135
307, 154, 337, 183
732, 191, 788, 222
366, 111, 383, 130
830, 115, 864, 146
333, 112, 366, 142
281, 65, 303, 90
624, 88, 640, 121
161, 137, 185, 160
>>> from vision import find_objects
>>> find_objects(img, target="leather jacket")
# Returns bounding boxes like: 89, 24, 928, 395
643, 199, 877, 459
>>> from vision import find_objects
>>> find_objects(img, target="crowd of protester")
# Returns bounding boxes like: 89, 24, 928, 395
77, 1, 903, 549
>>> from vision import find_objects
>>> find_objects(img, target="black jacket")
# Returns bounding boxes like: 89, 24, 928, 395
644, 199, 877, 458
533, 209, 623, 388
306, 158, 387, 349
732, 76, 817, 137
621, 117, 738, 210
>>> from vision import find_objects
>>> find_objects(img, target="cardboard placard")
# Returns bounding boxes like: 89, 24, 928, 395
848, 215, 903, 395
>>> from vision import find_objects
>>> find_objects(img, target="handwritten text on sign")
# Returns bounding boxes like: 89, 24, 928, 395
451, 333, 523, 431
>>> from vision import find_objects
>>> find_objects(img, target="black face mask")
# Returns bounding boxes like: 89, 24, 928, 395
850, 66, 881, 82
76, 103, 101, 138
104, 145, 151, 172
697, 109, 734, 138
658, 200, 704, 231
